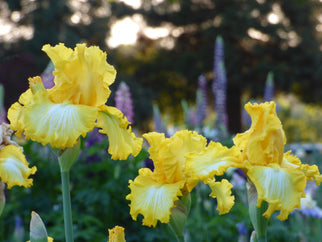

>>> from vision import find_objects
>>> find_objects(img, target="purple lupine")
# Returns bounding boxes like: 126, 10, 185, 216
212, 36, 228, 130
40, 61, 55, 89
195, 75, 208, 127
263, 72, 274, 102
114, 81, 134, 124
181, 99, 196, 128
153, 104, 168, 136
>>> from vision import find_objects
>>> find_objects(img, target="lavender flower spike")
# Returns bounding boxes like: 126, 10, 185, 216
153, 104, 167, 134
212, 35, 228, 130
115, 81, 134, 124
214, 35, 224, 72
195, 75, 208, 127
263, 71, 274, 102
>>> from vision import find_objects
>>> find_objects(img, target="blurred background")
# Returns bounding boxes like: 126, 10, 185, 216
0, 0, 321, 134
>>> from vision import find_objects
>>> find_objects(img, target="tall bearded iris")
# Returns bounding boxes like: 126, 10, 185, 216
126, 130, 240, 229
185, 101, 322, 222
0, 123, 36, 189
8, 43, 142, 160
233, 102, 322, 220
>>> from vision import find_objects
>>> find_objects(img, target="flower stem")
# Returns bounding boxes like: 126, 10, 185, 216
247, 181, 268, 242
61, 170, 74, 242
54, 142, 79, 242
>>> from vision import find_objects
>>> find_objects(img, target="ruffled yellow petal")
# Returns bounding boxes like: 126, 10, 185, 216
97, 106, 142, 160
42, 43, 116, 107
126, 168, 185, 227
233, 102, 286, 166
281, 151, 302, 167
282, 151, 322, 185
0, 145, 37, 189
247, 164, 306, 220
8, 102, 25, 137
7, 88, 33, 137
185, 142, 242, 191
23, 88, 97, 149
205, 178, 235, 215
108, 226, 126, 242
144, 130, 207, 184
18, 88, 33, 105
142, 132, 166, 163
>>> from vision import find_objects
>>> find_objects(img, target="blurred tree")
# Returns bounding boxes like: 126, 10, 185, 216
0, 0, 321, 132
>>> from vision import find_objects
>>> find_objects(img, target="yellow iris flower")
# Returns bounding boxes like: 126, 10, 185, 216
233, 101, 322, 220
108, 226, 126, 242
126, 130, 240, 227
8, 43, 142, 160
0, 123, 36, 189
183, 101, 322, 221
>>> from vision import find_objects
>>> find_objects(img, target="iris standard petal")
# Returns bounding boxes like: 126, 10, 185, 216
0, 145, 37, 189
23, 89, 97, 149
97, 106, 142, 160
185, 142, 241, 191
142, 132, 166, 164
233, 102, 286, 166
247, 164, 306, 220
205, 178, 235, 215
126, 168, 185, 227
43, 43, 116, 107
144, 130, 207, 184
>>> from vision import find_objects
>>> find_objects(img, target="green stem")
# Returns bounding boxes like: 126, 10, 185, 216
247, 181, 268, 242
61, 171, 74, 242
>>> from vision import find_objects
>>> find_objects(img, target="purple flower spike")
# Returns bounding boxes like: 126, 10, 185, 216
40, 61, 55, 89
213, 62, 228, 129
263, 72, 274, 102
115, 81, 134, 124
214, 36, 224, 72
153, 104, 167, 135
196, 75, 208, 127
212, 36, 228, 130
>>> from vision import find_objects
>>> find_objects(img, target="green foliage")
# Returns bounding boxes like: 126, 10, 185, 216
1, 132, 322, 241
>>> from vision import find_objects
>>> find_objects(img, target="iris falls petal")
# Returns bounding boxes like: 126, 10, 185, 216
0, 145, 37, 189
126, 168, 185, 227
24, 91, 97, 148
247, 164, 306, 220
185, 142, 241, 191
97, 106, 142, 160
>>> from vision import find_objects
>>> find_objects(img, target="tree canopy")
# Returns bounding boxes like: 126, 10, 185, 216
1, 0, 321, 132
